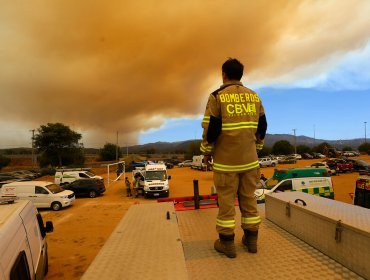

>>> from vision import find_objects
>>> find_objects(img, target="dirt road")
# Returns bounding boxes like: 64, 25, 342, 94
43, 156, 368, 279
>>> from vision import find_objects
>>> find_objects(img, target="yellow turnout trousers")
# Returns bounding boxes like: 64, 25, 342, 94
214, 168, 261, 235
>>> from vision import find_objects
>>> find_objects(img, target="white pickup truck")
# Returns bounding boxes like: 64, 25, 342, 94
259, 157, 278, 167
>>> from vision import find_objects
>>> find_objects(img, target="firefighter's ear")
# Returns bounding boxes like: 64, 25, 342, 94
222, 71, 229, 82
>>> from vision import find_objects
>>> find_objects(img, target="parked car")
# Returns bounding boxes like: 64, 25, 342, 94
1, 181, 75, 211
164, 162, 174, 169
343, 151, 355, 157
278, 156, 297, 164
178, 160, 193, 167
6, 170, 37, 180
311, 152, 326, 159
326, 158, 353, 173
164, 159, 182, 166
259, 157, 278, 167
55, 169, 103, 185
0, 199, 54, 280
0, 173, 27, 184
62, 178, 106, 198
346, 159, 370, 173
291, 154, 302, 160
302, 153, 313, 159
8, 171, 36, 180
310, 162, 337, 176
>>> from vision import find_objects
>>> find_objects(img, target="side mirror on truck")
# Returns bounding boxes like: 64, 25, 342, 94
45, 221, 54, 233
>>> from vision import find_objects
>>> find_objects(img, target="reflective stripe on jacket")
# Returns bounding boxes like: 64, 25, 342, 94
201, 81, 266, 173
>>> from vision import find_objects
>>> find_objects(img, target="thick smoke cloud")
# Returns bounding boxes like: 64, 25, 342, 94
1, 0, 370, 147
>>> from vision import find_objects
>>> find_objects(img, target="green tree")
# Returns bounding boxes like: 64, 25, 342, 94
185, 140, 201, 160
258, 146, 272, 157
358, 142, 370, 155
342, 146, 353, 151
34, 123, 83, 167
312, 142, 332, 155
99, 143, 122, 161
0, 154, 11, 170
272, 140, 294, 155
296, 145, 311, 155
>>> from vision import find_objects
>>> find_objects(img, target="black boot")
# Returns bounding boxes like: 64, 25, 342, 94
214, 234, 236, 258
242, 229, 258, 253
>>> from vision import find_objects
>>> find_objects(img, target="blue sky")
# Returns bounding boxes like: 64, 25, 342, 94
139, 43, 370, 144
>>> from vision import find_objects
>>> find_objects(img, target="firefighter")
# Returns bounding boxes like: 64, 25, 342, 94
260, 174, 267, 182
200, 58, 267, 258
125, 177, 132, 197
132, 173, 140, 198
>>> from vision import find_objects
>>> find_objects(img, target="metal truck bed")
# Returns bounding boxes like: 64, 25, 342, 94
265, 192, 370, 279
82, 202, 365, 280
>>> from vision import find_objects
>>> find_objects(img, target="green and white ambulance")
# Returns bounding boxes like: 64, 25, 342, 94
255, 168, 333, 203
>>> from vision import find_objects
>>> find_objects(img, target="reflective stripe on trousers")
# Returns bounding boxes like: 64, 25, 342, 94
215, 168, 260, 235
241, 216, 261, 225
216, 219, 236, 228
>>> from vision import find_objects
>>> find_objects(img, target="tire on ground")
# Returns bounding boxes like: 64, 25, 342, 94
51, 202, 62, 211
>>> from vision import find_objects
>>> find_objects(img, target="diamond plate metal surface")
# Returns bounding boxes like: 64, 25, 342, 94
178, 205, 364, 280
81, 202, 188, 280
82, 201, 365, 280
265, 192, 370, 279
266, 192, 370, 232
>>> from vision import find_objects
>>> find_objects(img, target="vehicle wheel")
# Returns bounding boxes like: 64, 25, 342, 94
89, 191, 97, 198
271, 163, 276, 167
51, 202, 62, 211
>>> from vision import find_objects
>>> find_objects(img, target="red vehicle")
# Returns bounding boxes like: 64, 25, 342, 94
326, 158, 353, 173
353, 174, 370, 209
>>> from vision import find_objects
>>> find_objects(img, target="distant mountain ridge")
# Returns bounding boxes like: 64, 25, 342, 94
1, 134, 365, 155
127, 133, 365, 153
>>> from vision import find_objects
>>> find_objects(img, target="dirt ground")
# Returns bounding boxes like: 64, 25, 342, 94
42, 156, 369, 279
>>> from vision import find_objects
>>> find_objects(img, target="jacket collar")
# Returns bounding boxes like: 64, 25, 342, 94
220, 80, 243, 89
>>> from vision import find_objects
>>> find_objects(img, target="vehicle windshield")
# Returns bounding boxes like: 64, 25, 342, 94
145, 171, 167, 181
264, 178, 279, 190
46, 184, 64, 194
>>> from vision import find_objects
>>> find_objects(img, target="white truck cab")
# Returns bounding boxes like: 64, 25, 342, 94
0, 199, 54, 280
258, 157, 277, 167
1, 181, 75, 211
191, 155, 213, 171
54, 169, 103, 185
132, 162, 171, 198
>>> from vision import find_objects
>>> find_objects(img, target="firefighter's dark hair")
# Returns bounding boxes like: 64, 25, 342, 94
222, 58, 244, 81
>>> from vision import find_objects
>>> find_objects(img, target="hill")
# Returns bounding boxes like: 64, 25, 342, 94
126, 134, 365, 154
0, 134, 365, 155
